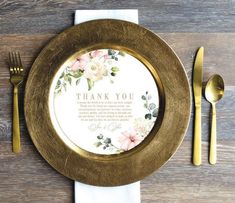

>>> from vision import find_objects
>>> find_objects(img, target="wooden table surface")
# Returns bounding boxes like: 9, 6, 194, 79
0, 1, 235, 203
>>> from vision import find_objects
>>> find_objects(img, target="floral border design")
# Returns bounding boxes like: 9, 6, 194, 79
54, 49, 125, 95
94, 92, 159, 153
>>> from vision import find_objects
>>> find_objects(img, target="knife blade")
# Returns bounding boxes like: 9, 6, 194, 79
193, 47, 204, 166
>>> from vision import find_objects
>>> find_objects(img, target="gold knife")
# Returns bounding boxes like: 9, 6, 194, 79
193, 47, 204, 166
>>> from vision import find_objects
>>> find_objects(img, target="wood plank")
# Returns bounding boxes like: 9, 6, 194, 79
0, 140, 234, 202
0, 33, 235, 141
1, 33, 235, 85
0, 1, 235, 34
141, 141, 235, 203
0, 33, 235, 202
0, 142, 73, 203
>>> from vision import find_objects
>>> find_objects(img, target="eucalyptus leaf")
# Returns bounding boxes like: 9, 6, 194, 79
141, 95, 146, 100
104, 138, 111, 144
108, 49, 116, 55
145, 113, 152, 120
149, 103, 156, 110
152, 108, 158, 117
97, 134, 103, 139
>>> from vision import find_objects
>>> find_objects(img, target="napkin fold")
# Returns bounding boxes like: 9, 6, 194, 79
74, 9, 140, 203
74, 9, 138, 25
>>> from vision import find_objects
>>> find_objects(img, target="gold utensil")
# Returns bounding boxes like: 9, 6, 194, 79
205, 74, 224, 165
9, 52, 24, 154
193, 47, 204, 166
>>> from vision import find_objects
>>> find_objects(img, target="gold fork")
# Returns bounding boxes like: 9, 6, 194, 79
9, 52, 24, 154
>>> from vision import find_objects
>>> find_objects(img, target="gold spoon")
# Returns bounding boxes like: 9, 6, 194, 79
205, 74, 224, 165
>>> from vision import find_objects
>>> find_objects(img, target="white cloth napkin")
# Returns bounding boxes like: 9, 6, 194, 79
74, 9, 140, 203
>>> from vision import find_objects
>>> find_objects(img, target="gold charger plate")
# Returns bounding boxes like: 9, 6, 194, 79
24, 19, 191, 186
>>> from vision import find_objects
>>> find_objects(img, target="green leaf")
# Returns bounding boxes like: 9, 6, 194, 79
59, 72, 64, 79
108, 49, 115, 55
118, 51, 125, 56
76, 78, 81, 85
72, 70, 83, 78
108, 49, 112, 55
56, 89, 62, 95
57, 80, 61, 85
87, 79, 94, 91
104, 138, 111, 144
141, 95, 146, 100
64, 75, 69, 81
152, 108, 158, 117
145, 113, 152, 120
63, 83, 67, 91
94, 142, 102, 147
97, 134, 103, 139
68, 77, 72, 85
111, 67, 119, 73
149, 103, 156, 110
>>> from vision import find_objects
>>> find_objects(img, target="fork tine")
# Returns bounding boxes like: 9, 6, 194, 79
14, 52, 18, 68
12, 52, 17, 67
15, 52, 19, 68
9, 51, 23, 74
9, 52, 13, 68
14, 52, 19, 73
17, 52, 23, 68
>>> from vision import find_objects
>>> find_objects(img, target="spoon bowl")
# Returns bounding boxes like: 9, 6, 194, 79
205, 74, 224, 165
205, 74, 224, 103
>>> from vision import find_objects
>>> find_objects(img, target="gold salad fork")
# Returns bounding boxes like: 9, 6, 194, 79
9, 52, 24, 154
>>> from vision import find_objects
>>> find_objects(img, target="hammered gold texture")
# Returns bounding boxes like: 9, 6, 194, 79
24, 19, 191, 186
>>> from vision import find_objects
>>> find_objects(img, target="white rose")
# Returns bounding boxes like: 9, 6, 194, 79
83, 59, 107, 82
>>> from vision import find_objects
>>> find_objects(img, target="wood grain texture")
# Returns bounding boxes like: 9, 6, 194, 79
0, 0, 235, 34
0, 0, 235, 200
0, 33, 235, 202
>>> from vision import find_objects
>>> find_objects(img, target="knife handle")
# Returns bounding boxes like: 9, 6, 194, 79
193, 105, 201, 166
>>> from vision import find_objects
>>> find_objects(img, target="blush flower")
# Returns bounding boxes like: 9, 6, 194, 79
119, 129, 143, 151
90, 50, 104, 58
70, 54, 90, 71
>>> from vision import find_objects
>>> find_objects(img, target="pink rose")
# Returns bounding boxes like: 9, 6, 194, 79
90, 50, 103, 58
103, 54, 109, 60
70, 54, 90, 71
119, 129, 143, 151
